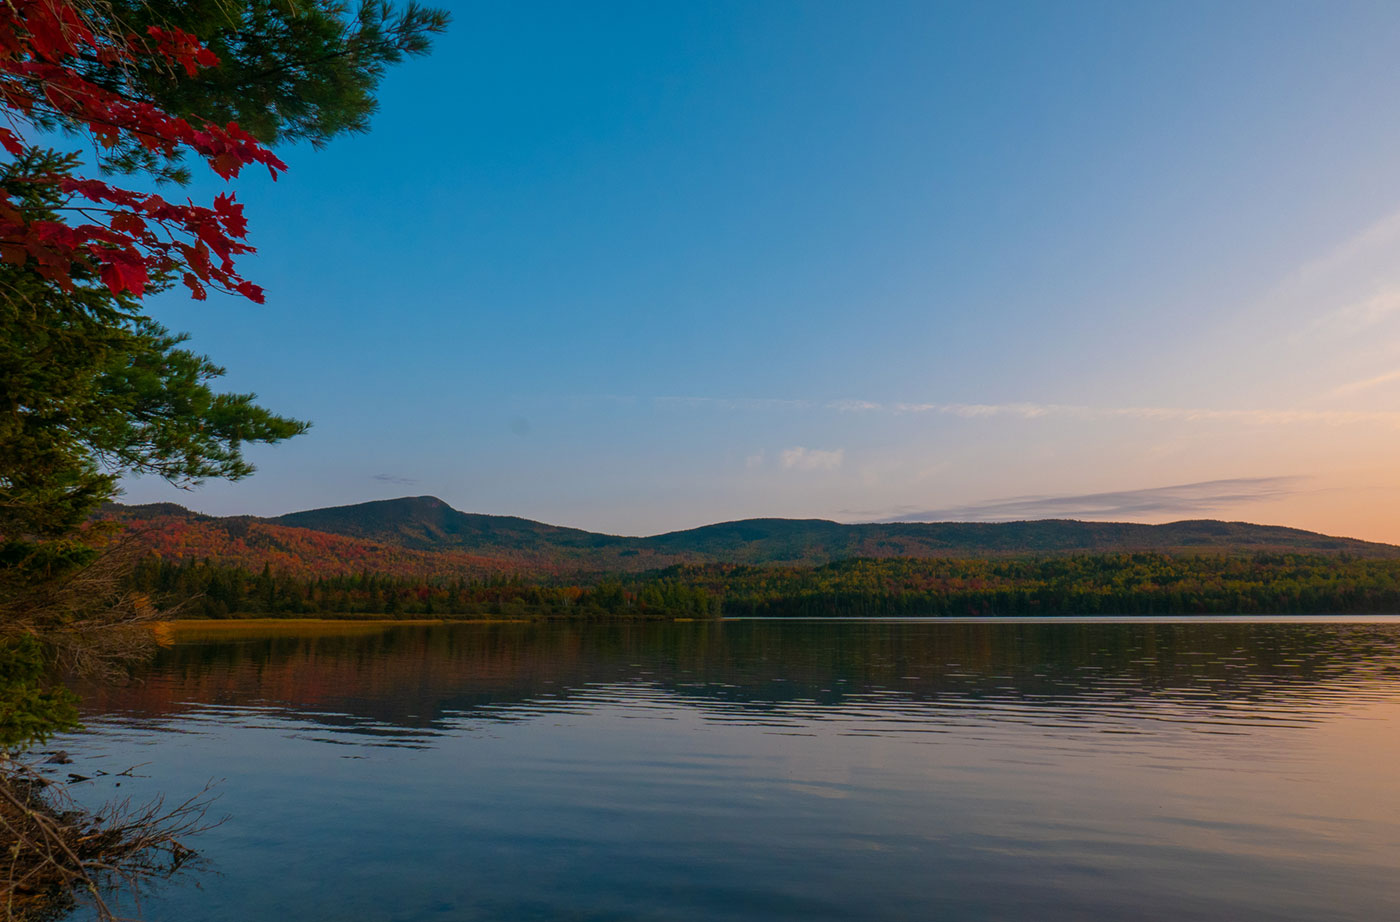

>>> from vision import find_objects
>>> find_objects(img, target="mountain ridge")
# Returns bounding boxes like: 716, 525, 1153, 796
102, 495, 1400, 577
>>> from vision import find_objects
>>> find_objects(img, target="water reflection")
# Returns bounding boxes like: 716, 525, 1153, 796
60, 619, 1400, 922
76, 619, 1400, 741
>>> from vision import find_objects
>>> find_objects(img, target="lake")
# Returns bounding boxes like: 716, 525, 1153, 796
55, 617, 1400, 921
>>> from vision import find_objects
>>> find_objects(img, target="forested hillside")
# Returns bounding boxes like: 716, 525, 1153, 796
105, 498, 1400, 619
103, 496, 1400, 580
104, 503, 523, 579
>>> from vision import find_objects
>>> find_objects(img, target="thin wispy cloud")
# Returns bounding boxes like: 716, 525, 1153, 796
654, 396, 813, 412
1329, 367, 1400, 398
1285, 207, 1400, 292
829, 400, 1400, 425
643, 394, 1400, 427
829, 399, 883, 412
781, 447, 844, 472
1291, 283, 1400, 353
372, 473, 419, 485
1317, 288, 1400, 335
883, 476, 1306, 524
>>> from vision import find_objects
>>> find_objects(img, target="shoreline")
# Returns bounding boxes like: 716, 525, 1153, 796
149, 617, 521, 640
148, 613, 1400, 635
155, 617, 451, 628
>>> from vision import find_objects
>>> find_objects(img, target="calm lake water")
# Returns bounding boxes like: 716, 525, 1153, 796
55, 617, 1400, 921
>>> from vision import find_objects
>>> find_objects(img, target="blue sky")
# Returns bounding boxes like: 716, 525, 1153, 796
121, 0, 1400, 540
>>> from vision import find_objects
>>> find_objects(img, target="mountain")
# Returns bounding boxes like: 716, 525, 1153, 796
276, 497, 1400, 560
103, 502, 526, 580
272, 496, 632, 551
102, 495, 1400, 578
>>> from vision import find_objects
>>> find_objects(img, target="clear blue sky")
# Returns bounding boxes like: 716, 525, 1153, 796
122, 0, 1400, 541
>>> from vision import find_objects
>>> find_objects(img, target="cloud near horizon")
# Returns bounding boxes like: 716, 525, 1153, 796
640, 395, 1400, 427
781, 447, 844, 472
881, 476, 1307, 523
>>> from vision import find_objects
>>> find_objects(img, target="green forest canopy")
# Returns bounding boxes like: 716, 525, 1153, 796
131, 551, 1400, 619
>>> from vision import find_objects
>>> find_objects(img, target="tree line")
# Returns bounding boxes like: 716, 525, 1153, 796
701, 553, 1400, 616
130, 557, 720, 619
129, 551, 1400, 620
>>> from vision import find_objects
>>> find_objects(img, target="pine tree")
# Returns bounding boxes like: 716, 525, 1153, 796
0, 0, 447, 746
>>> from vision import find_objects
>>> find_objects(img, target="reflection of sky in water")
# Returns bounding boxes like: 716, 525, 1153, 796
53, 620, 1400, 922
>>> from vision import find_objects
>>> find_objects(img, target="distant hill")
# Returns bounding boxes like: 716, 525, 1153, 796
102, 502, 525, 580
101, 495, 1400, 577
272, 496, 632, 551
643, 516, 1400, 562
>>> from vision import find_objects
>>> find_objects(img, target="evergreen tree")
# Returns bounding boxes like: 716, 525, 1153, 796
0, 0, 447, 746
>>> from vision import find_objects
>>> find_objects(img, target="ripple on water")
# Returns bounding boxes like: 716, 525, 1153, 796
53, 619, 1400, 922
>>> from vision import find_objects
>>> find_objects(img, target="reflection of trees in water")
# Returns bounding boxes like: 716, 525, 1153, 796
74, 622, 1400, 734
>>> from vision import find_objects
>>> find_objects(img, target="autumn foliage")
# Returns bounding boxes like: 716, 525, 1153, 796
114, 509, 521, 581
0, 0, 284, 302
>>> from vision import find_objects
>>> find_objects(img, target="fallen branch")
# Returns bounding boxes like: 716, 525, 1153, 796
0, 756, 217, 921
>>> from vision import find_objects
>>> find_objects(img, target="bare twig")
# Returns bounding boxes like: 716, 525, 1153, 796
0, 756, 218, 922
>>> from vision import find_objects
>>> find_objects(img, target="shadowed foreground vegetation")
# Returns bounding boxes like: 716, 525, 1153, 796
0, 631, 212, 922
129, 551, 1400, 619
